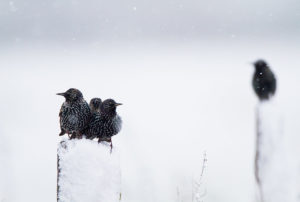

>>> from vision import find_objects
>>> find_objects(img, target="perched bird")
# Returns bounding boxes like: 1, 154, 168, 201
85, 99, 122, 147
252, 60, 276, 101
84, 98, 102, 140
89, 98, 102, 113
57, 88, 91, 139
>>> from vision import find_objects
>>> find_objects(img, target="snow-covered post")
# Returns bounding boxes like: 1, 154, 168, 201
57, 139, 121, 202
254, 101, 293, 202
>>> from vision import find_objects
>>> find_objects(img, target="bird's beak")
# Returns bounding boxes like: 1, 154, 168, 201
115, 103, 122, 106
56, 92, 66, 96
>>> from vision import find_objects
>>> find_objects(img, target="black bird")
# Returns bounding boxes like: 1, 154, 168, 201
252, 60, 276, 101
89, 98, 102, 113
84, 98, 102, 139
85, 99, 122, 146
57, 88, 91, 139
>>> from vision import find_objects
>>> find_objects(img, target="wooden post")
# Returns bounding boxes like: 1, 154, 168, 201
254, 101, 293, 202
255, 105, 263, 202
57, 141, 67, 202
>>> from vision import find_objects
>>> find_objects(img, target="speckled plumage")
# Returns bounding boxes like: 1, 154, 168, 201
252, 60, 276, 101
85, 99, 122, 143
58, 88, 91, 138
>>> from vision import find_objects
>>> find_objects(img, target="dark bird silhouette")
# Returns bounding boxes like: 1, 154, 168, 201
89, 98, 102, 113
252, 60, 276, 101
85, 99, 122, 147
57, 88, 91, 139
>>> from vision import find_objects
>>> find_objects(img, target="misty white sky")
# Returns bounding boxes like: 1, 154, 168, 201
0, 0, 300, 44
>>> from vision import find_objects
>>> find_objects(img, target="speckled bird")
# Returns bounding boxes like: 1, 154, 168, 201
85, 99, 122, 145
89, 98, 102, 113
57, 88, 91, 139
252, 60, 276, 101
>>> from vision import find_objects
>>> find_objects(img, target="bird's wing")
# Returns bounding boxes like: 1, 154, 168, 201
269, 71, 276, 91
115, 115, 122, 132
59, 104, 65, 117
266, 70, 276, 81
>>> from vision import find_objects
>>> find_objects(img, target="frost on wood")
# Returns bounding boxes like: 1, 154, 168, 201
255, 101, 295, 202
57, 139, 121, 202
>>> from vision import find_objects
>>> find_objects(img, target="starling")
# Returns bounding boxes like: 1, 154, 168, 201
89, 98, 102, 113
85, 99, 122, 145
252, 60, 276, 101
57, 88, 91, 139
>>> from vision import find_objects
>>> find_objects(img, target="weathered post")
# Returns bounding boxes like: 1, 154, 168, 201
254, 101, 294, 202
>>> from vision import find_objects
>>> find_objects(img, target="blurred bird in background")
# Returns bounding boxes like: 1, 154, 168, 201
252, 60, 277, 101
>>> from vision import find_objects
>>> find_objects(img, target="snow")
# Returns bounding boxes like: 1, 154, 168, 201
57, 138, 121, 202
0, 40, 300, 202
1, 0, 300, 198
256, 100, 298, 202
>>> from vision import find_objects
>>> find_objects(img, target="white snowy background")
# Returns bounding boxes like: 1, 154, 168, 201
0, 0, 300, 201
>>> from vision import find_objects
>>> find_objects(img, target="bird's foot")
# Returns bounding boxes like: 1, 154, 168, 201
70, 132, 76, 139
59, 130, 65, 136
